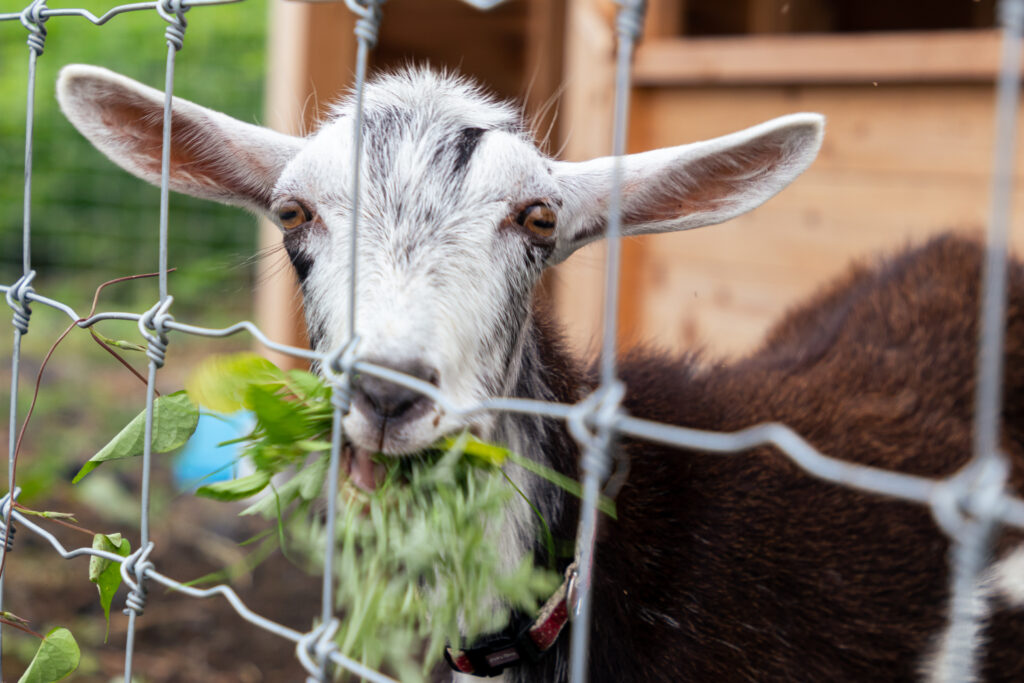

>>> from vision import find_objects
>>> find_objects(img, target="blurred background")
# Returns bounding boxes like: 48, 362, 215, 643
1, 0, 1022, 680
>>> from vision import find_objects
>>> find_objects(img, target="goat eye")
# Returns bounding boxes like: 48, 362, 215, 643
278, 201, 312, 230
517, 203, 556, 238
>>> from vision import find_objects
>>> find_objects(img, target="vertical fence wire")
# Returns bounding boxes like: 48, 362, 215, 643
975, 0, 1024, 478
0, 0, 46, 668
568, 2, 645, 682
933, 0, 1024, 679
308, 2, 383, 680
123, 3, 187, 680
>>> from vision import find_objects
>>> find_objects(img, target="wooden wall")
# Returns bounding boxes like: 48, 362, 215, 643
553, 0, 1024, 360
612, 83, 1024, 358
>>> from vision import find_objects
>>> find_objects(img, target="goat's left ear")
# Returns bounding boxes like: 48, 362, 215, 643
549, 113, 824, 263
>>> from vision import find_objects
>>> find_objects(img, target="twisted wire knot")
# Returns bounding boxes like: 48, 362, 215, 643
614, 0, 647, 42
120, 542, 156, 617
0, 519, 15, 554
138, 297, 175, 368
931, 455, 1010, 538
6, 270, 36, 335
157, 0, 188, 51
568, 380, 626, 482
345, 0, 384, 48
20, 0, 48, 56
324, 336, 362, 415
296, 618, 340, 682
0, 490, 19, 554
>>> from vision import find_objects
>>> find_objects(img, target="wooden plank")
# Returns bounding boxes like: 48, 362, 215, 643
524, 0, 567, 153
554, 0, 617, 356
630, 84, 1013, 178
614, 83, 1024, 358
256, 0, 356, 369
633, 29, 1021, 86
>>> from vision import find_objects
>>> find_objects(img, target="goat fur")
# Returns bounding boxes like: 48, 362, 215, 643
504, 235, 1024, 683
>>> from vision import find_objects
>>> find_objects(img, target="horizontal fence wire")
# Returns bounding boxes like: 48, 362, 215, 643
1, 0, 1023, 681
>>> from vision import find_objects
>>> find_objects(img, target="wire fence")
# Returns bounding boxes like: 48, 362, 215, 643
2, 0, 1024, 681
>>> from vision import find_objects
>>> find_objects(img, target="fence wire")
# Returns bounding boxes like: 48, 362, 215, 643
1, 0, 1024, 681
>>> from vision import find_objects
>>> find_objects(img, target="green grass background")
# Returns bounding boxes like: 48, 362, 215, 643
1, 0, 268, 302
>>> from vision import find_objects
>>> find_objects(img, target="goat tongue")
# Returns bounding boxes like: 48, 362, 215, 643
349, 446, 383, 492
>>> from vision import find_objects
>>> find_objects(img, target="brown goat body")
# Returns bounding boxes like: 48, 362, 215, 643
521, 235, 1024, 682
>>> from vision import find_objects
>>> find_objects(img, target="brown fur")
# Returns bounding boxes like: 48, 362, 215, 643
527, 235, 1024, 682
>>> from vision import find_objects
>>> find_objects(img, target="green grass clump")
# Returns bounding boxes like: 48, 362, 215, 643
83, 352, 596, 678
185, 353, 560, 680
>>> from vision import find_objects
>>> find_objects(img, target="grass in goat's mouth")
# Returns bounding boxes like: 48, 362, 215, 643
80, 352, 612, 680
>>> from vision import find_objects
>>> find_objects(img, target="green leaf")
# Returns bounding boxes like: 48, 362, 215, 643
186, 352, 283, 413
246, 385, 308, 444
286, 369, 330, 401
17, 627, 80, 683
89, 533, 131, 642
74, 392, 199, 483
439, 434, 509, 467
296, 439, 333, 452
196, 470, 272, 501
297, 455, 329, 500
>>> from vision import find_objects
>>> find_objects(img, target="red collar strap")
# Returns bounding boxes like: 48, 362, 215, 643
445, 562, 578, 678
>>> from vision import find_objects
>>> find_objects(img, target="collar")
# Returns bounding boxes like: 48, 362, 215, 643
445, 562, 578, 678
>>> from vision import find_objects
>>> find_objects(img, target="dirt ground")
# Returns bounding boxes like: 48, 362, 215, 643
3, 478, 325, 682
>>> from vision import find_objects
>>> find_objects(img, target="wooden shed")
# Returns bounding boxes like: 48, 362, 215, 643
257, 0, 1024, 366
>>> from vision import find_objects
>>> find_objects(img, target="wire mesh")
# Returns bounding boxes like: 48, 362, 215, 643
1, 0, 1023, 681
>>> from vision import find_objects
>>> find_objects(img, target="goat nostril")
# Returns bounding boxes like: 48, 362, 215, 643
353, 359, 439, 424
362, 379, 419, 416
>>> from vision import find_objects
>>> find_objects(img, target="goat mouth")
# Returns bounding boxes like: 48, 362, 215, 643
342, 427, 476, 493
343, 444, 387, 492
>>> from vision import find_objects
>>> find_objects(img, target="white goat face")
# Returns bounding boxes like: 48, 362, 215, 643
272, 71, 560, 453
56, 65, 824, 462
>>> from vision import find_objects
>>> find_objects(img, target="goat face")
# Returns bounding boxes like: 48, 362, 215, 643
274, 70, 561, 455
56, 65, 824, 463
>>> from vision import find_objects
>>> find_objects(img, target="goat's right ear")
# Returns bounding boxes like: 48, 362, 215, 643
57, 64, 302, 213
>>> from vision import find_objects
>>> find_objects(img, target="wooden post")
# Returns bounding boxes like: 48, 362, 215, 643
524, 0, 568, 154
256, 0, 356, 369
555, 0, 617, 356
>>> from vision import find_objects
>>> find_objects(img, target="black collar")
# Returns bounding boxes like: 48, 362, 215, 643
445, 562, 577, 677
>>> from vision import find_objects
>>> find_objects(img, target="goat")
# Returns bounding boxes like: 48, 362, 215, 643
56, 64, 1024, 682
